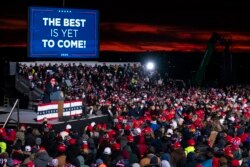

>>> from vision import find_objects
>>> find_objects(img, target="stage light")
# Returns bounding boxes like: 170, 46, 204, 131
146, 62, 155, 71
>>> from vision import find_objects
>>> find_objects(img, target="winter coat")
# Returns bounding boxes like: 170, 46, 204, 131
0, 142, 7, 153
16, 131, 25, 146
170, 148, 186, 167
140, 154, 160, 167
33, 150, 53, 167
55, 154, 66, 167
184, 146, 195, 156
77, 155, 89, 167
185, 152, 198, 167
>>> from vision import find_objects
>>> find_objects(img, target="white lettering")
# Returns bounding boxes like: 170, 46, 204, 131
57, 40, 84, 48
43, 18, 61, 26
42, 39, 55, 48
63, 19, 86, 27
61, 29, 78, 37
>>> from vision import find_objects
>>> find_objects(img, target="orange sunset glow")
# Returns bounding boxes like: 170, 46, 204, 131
1, 16, 250, 53
100, 22, 250, 53
0, 0, 249, 84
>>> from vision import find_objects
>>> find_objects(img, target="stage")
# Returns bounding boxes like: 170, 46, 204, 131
0, 106, 109, 133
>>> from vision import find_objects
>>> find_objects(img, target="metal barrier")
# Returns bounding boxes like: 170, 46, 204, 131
15, 74, 44, 109
15, 74, 44, 100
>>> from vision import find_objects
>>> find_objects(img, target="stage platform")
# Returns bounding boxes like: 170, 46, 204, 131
0, 106, 109, 133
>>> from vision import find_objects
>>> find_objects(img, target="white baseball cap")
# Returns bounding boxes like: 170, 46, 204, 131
25, 145, 31, 152
103, 147, 112, 155
66, 124, 72, 130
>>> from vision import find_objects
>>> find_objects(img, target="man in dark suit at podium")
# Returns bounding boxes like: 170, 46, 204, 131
42, 77, 58, 103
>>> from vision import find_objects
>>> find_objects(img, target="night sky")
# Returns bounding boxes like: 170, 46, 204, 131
1, 0, 250, 53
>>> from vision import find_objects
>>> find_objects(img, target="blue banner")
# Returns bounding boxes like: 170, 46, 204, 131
29, 6, 99, 58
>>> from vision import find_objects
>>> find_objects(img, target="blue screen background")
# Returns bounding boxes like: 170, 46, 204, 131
28, 6, 99, 58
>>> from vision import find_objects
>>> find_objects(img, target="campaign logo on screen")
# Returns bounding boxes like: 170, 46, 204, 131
28, 6, 99, 58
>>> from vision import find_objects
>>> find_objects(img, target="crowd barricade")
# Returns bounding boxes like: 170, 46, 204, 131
37, 100, 83, 121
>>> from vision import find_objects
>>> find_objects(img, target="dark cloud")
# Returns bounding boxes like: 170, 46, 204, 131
1, 0, 250, 52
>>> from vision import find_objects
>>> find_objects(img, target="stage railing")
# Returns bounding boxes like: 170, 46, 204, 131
15, 74, 44, 100
3, 99, 19, 128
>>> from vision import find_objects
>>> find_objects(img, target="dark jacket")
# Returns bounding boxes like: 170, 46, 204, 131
171, 148, 186, 167
34, 150, 52, 167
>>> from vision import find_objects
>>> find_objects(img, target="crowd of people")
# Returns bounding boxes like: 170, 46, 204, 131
0, 62, 249, 167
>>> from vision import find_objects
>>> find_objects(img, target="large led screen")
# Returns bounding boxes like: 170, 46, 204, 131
28, 6, 99, 58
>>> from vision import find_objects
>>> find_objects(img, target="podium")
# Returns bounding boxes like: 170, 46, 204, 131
37, 100, 83, 122
50, 91, 64, 119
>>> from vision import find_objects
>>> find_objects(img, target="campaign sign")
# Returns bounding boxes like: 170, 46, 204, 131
28, 6, 99, 58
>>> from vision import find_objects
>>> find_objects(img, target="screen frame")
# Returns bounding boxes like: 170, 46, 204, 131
28, 6, 99, 59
